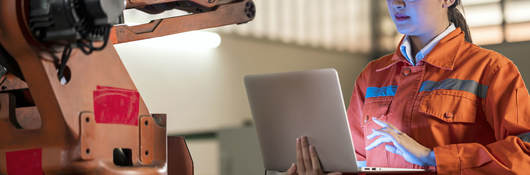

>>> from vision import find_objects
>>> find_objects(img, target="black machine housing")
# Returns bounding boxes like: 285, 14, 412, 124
29, 0, 124, 45
27, 0, 125, 79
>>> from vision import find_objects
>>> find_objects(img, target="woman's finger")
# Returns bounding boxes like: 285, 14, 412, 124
296, 137, 305, 173
374, 128, 402, 147
372, 118, 389, 128
373, 118, 402, 134
386, 122, 402, 134
301, 136, 313, 171
384, 144, 402, 156
366, 128, 385, 140
309, 145, 322, 172
365, 136, 392, 151
287, 163, 297, 175
378, 127, 402, 143
371, 128, 394, 139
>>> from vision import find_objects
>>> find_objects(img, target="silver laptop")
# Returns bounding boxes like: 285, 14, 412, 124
244, 68, 428, 174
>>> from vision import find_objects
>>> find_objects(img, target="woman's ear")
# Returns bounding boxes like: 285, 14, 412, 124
442, 0, 457, 8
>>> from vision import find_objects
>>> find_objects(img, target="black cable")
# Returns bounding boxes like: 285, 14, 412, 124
92, 26, 110, 51
55, 25, 111, 81
57, 45, 72, 79
76, 25, 111, 54
0, 75, 7, 87
77, 40, 93, 54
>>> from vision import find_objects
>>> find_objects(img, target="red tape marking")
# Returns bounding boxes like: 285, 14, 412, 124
93, 86, 140, 126
6, 148, 43, 175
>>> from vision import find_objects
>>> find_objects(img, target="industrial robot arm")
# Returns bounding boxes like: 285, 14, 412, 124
0, 0, 254, 174
114, 0, 256, 44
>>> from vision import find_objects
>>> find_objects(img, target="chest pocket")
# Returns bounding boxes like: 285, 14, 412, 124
361, 96, 393, 167
419, 90, 478, 123
362, 97, 392, 123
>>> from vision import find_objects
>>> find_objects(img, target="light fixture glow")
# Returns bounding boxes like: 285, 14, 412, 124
117, 31, 222, 50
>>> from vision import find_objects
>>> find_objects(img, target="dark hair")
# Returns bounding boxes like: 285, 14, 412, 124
448, 0, 473, 43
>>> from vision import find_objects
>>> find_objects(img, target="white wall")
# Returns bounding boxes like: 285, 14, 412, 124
114, 34, 369, 135
218, 127, 264, 175
186, 139, 220, 175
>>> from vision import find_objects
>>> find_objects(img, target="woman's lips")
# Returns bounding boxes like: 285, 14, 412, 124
395, 14, 410, 21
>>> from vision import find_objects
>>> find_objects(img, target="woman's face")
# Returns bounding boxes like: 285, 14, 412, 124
386, 0, 450, 36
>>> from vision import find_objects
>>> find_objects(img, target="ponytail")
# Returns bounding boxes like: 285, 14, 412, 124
448, 0, 473, 43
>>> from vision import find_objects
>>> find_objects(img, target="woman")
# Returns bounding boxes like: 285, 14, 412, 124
287, 0, 530, 174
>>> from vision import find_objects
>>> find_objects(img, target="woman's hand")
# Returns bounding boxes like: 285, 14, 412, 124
287, 136, 342, 175
365, 118, 436, 167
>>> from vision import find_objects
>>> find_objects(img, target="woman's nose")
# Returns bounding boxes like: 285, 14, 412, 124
391, 0, 406, 9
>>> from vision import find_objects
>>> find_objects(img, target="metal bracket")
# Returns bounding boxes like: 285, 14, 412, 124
80, 112, 95, 160
139, 114, 167, 165
15, 107, 41, 130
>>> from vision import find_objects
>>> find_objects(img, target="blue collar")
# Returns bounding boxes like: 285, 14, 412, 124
399, 23, 456, 66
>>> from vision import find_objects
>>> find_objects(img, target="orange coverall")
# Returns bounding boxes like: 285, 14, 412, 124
347, 28, 530, 174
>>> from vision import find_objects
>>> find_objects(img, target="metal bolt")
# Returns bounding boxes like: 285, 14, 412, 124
244, 1, 256, 19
